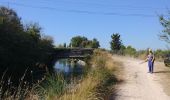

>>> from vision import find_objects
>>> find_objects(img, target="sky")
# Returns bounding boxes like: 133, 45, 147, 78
0, 0, 170, 50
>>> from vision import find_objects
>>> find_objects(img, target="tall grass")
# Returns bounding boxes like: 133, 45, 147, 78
34, 73, 66, 100
0, 68, 39, 100
59, 49, 120, 100
0, 72, 67, 100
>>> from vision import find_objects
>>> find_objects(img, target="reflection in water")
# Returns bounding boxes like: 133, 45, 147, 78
54, 59, 85, 76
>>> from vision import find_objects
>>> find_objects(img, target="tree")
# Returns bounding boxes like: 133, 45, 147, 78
119, 45, 126, 55
70, 36, 100, 48
91, 38, 100, 48
159, 13, 170, 44
110, 33, 122, 53
0, 6, 54, 84
0, 6, 23, 34
24, 23, 41, 42
70, 36, 88, 47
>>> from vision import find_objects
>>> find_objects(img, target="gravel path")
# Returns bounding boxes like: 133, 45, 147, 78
112, 56, 170, 100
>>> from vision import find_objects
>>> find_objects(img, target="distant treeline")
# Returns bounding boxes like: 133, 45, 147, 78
56, 36, 100, 48
110, 33, 170, 60
119, 46, 170, 60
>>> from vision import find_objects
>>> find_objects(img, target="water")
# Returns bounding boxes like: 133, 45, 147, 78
54, 59, 85, 76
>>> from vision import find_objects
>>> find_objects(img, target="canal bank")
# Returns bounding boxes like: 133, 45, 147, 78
0, 49, 121, 100
57, 49, 121, 100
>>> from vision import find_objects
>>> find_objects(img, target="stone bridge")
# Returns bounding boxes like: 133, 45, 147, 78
53, 48, 94, 59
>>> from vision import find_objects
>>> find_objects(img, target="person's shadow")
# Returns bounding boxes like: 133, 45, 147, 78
154, 71, 170, 74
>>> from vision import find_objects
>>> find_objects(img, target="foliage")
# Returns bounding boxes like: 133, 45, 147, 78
35, 74, 66, 100
70, 36, 100, 48
154, 49, 170, 61
117, 45, 126, 55
124, 45, 137, 56
159, 13, 170, 44
135, 50, 147, 59
70, 36, 87, 47
0, 6, 54, 84
91, 38, 100, 48
120, 45, 170, 60
0, 72, 66, 100
110, 33, 122, 53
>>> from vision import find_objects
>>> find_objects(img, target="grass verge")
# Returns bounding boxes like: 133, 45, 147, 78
58, 49, 121, 100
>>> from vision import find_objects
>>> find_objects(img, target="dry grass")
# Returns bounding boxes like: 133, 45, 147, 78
59, 76, 98, 100
58, 49, 121, 100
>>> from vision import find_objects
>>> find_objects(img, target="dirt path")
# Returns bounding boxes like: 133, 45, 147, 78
111, 56, 170, 100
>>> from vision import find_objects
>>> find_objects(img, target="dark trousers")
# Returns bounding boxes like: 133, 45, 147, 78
148, 61, 154, 73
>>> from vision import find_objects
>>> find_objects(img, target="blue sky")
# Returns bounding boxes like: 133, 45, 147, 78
0, 0, 170, 50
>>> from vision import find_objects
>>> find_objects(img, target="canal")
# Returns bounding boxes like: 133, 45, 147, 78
54, 59, 86, 78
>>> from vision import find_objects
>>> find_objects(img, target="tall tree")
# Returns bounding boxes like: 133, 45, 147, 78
159, 13, 170, 44
110, 33, 122, 53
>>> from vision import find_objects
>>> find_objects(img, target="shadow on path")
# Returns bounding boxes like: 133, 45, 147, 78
108, 79, 124, 100
154, 71, 170, 74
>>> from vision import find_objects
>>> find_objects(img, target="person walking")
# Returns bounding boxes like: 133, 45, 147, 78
145, 48, 155, 73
